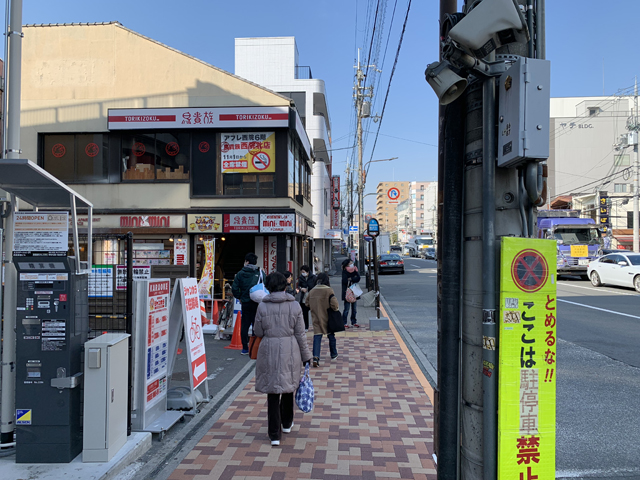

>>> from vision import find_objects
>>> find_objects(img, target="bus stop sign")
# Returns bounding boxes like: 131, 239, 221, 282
367, 218, 380, 237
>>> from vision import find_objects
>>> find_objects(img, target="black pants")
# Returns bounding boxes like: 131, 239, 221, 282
267, 392, 294, 441
240, 301, 259, 350
301, 303, 310, 330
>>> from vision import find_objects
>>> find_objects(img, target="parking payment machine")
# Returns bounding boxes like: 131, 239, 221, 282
14, 256, 88, 463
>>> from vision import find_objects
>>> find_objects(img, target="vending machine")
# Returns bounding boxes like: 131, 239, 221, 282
14, 256, 88, 463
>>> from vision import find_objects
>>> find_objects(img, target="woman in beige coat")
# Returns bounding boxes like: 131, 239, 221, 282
305, 273, 340, 368
254, 271, 312, 446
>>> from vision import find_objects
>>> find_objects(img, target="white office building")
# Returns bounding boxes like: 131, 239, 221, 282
549, 96, 636, 249
235, 37, 334, 272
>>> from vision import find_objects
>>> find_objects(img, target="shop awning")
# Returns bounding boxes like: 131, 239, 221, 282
614, 235, 635, 244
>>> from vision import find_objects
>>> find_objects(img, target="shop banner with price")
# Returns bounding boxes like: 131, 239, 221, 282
498, 237, 557, 479
178, 278, 207, 389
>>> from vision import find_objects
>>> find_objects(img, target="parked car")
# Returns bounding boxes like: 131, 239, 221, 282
421, 247, 436, 260
587, 253, 640, 293
378, 254, 405, 274
389, 245, 402, 255
402, 245, 416, 257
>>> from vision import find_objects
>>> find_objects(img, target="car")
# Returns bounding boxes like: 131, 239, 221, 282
389, 245, 402, 255
377, 254, 405, 274
402, 245, 416, 257
422, 247, 436, 260
587, 252, 640, 293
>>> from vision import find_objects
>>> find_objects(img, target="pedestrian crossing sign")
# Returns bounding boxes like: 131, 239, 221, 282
16, 409, 31, 425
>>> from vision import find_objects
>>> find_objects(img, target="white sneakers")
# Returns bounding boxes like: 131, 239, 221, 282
282, 422, 294, 434
271, 439, 280, 446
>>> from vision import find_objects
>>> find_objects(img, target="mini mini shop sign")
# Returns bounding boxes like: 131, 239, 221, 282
120, 216, 171, 228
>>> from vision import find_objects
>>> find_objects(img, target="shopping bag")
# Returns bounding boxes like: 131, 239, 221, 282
248, 335, 262, 360
295, 364, 315, 413
249, 270, 269, 303
327, 293, 345, 333
349, 283, 364, 298
345, 287, 357, 303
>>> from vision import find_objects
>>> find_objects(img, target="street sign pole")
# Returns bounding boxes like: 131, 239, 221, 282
373, 236, 380, 318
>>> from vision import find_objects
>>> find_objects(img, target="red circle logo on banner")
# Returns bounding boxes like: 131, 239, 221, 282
511, 249, 549, 293
165, 142, 179, 156
52, 144, 66, 158
133, 142, 146, 157
198, 141, 210, 153
85, 143, 99, 158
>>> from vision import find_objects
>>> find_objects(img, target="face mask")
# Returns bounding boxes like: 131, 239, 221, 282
301, 272, 308, 277
346, 265, 356, 273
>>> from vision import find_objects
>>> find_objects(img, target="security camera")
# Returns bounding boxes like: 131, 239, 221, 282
425, 61, 468, 105
448, 0, 529, 58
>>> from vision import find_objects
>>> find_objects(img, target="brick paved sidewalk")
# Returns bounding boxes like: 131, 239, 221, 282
167, 313, 436, 480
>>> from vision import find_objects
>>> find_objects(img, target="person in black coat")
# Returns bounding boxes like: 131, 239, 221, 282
341, 258, 361, 327
297, 265, 317, 330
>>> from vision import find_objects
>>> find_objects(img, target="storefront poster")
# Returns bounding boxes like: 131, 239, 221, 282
197, 240, 215, 298
187, 214, 222, 233
89, 265, 114, 298
13, 212, 69, 256
259, 214, 294, 233
174, 239, 187, 265
179, 278, 208, 389
224, 214, 259, 233
220, 132, 275, 174
498, 237, 557, 479
255, 236, 277, 274
145, 280, 170, 411
116, 265, 151, 290
331, 176, 340, 229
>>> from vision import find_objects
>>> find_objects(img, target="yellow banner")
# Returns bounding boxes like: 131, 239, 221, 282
498, 237, 557, 479
220, 132, 275, 174
570, 244, 588, 257
197, 240, 215, 298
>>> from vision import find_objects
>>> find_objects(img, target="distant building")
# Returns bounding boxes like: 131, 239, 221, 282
549, 95, 635, 249
376, 181, 410, 233
235, 37, 333, 272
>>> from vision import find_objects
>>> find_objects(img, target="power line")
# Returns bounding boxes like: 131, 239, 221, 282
366, 0, 412, 165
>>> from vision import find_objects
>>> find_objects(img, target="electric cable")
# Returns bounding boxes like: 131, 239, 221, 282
365, 0, 412, 165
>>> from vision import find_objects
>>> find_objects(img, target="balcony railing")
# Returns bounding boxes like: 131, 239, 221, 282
295, 66, 313, 80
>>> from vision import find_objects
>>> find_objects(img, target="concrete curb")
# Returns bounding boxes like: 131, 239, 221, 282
380, 294, 438, 389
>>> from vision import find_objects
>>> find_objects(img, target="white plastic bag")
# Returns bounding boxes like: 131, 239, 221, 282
249, 271, 269, 303
349, 283, 364, 299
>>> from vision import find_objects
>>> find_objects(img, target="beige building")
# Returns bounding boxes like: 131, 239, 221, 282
375, 181, 410, 233
19, 22, 316, 288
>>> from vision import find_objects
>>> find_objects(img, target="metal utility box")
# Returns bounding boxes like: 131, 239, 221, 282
14, 256, 88, 463
83, 333, 130, 462
497, 57, 551, 168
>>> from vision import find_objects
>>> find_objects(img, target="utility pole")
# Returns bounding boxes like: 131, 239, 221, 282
354, 48, 376, 272
631, 79, 639, 252
1, 0, 23, 446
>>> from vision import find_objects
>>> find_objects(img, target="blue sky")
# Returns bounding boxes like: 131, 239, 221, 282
5, 0, 640, 212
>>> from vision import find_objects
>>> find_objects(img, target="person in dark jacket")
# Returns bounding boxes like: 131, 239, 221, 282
296, 265, 316, 330
231, 253, 262, 355
341, 258, 361, 327
283, 271, 296, 296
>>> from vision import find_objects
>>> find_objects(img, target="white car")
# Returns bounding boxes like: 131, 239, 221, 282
587, 253, 640, 293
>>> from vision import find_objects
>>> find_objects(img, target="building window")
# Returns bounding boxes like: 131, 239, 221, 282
121, 132, 189, 181
223, 173, 274, 195
420, 185, 424, 190
42, 133, 109, 183
628, 211, 635, 228
420, 194, 424, 200
420, 204, 424, 209
615, 154, 630, 166
614, 183, 630, 193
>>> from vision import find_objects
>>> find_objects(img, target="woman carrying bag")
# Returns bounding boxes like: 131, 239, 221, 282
254, 271, 312, 446
305, 273, 340, 367
341, 258, 361, 328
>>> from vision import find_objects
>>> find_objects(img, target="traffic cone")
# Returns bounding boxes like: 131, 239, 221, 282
224, 311, 243, 350
200, 300, 209, 325
212, 300, 219, 325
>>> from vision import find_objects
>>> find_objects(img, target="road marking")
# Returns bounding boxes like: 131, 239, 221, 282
558, 282, 639, 297
558, 299, 640, 320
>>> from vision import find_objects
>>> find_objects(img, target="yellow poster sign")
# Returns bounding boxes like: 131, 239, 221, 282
220, 132, 275, 174
570, 244, 588, 257
498, 237, 557, 479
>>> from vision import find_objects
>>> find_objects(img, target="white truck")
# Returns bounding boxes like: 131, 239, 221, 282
375, 233, 391, 257
408, 235, 435, 257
